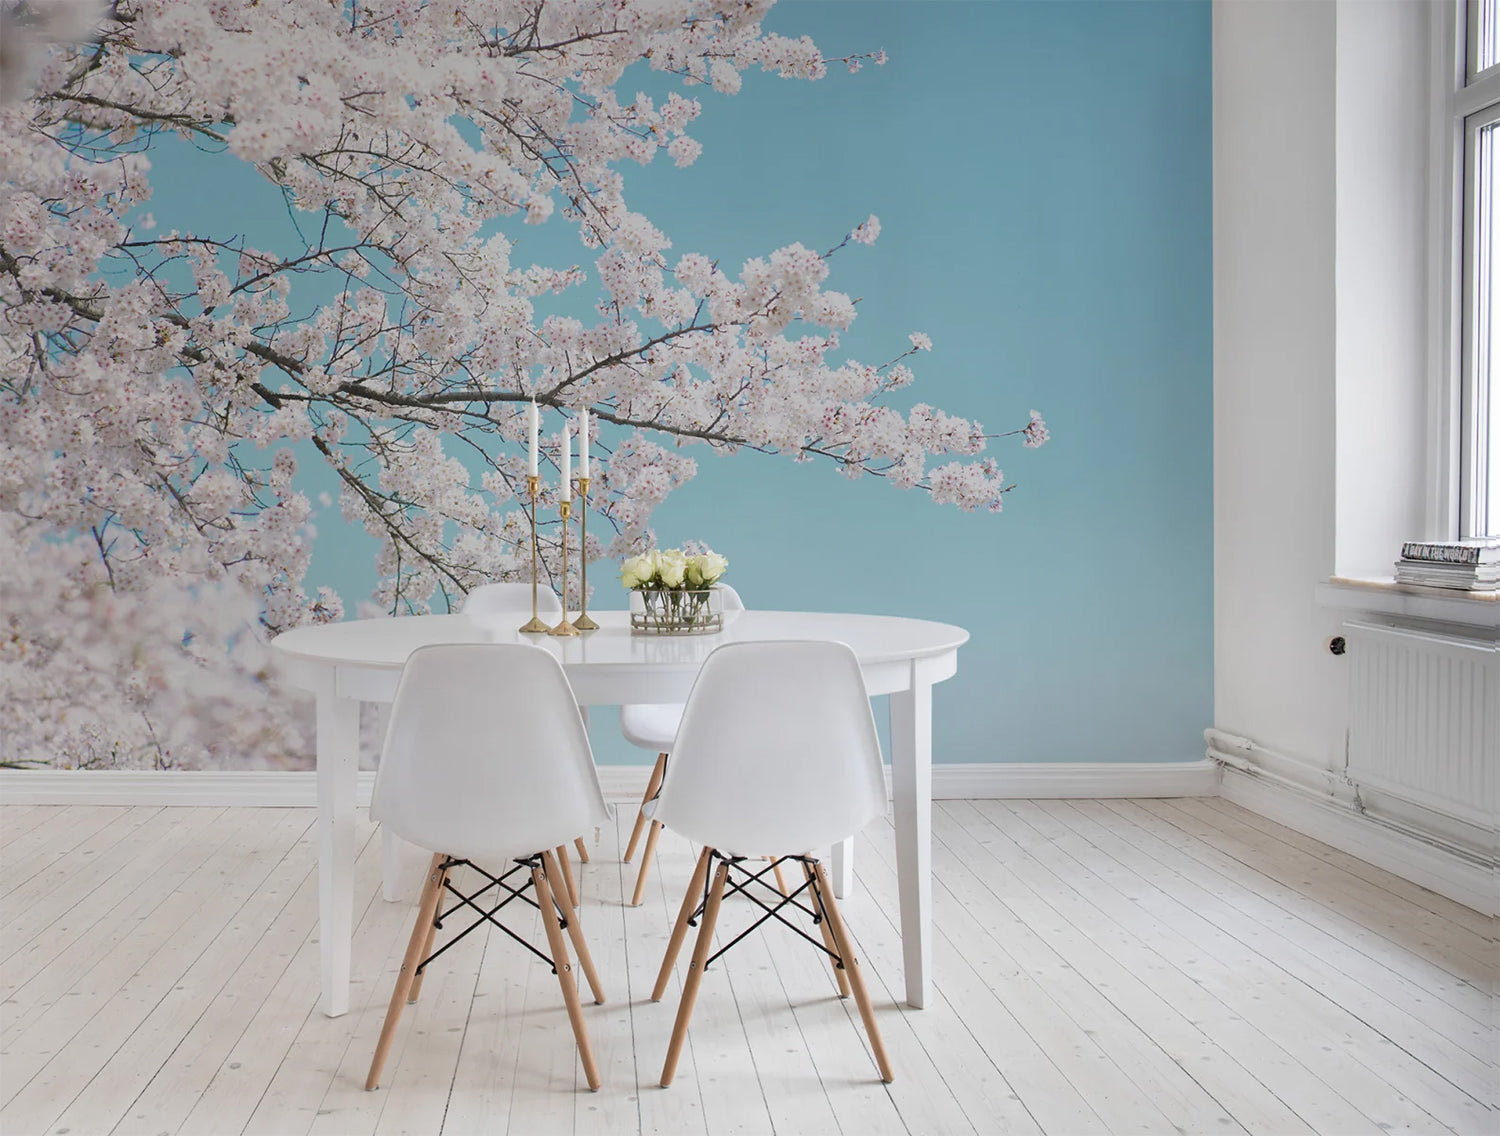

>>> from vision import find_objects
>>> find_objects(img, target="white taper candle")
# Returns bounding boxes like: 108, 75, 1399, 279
560, 422, 572, 502
527, 401, 539, 477
579, 408, 590, 478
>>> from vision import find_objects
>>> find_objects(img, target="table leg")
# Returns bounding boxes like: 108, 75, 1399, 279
889, 669, 933, 1009
382, 828, 399, 901
829, 837, 854, 898
381, 828, 424, 903
317, 692, 360, 1018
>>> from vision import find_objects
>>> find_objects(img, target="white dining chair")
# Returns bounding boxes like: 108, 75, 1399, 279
460, 581, 591, 895
364, 643, 613, 1092
620, 583, 746, 906
648, 640, 894, 1086
463, 580, 562, 623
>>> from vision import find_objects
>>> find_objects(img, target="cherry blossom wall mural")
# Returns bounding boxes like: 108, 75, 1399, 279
0, 0, 1046, 769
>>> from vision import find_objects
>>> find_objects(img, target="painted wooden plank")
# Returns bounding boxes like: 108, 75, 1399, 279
0, 807, 54, 849
858, 816, 1112, 1135
1036, 799, 1484, 1134
0, 805, 134, 896
1164, 797, 1494, 978
843, 820, 1046, 1136
368, 863, 493, 1136
1, 805, 229, 1023
982, 799, 1415, 1135
0, 798, 1484, 1136
810, 863, 986, 1136
936, 801, 1316, 1135
435, 882, 546, 1135
176, 814, 390, 1136
237, 828, 410, 1136
1197, 798, 1495, 941
48, 811, 318, 1136
0, 805, 162, 955
622, 824, 710, 1136
648, 831, 776, 1136
1115, 800, 1493, 1043
1137, 803, 1496, 1088
975, 797, 1393, 1135
109, 821, 322, 1134
747, 854, 902, 1136
1092, 800, 1495, 1114
0, 807, 265, 1081
572, 816, 647, 1136
0, 809, 311, 1133
710, 871, 843, 1136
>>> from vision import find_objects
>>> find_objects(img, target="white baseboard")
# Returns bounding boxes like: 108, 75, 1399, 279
0, 760, 1219, 808
929, 760, 1218, 799
1208, 732, 1497, 917
0, 770, 387, 808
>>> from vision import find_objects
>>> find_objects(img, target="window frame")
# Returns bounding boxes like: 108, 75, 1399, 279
1433, 0, 1500, 539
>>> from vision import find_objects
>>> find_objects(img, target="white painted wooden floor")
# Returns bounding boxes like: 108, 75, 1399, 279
0, 797, 1494, 1135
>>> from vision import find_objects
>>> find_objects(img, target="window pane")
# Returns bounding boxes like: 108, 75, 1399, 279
1489, 124, 1499, 536
1482, 122, 1499, 536
1473, 0, 1500, 78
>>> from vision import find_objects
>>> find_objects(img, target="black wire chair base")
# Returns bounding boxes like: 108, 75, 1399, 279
691, 852, 845, 973
416, 854, 564, 976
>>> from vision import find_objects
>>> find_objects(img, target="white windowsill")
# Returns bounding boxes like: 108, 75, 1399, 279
1317, 576, 1500, 631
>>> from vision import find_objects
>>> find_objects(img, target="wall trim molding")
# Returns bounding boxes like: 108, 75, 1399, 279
0, 760, 1219, 809
1207, 730, 1497, 916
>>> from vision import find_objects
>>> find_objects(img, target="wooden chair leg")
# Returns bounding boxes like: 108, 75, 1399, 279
652, 846, 713, 1001
623, 752, 667, 863
771, 859, 790, 899
366, 853, 446, 1091
555, 843, 580, 909
406, 860, 451, 1005
630, 820, 663, 907
812, 862, 893, 1083
533, 861, 602, 1092
802, 860, 850, 998
542, 849, 605, 1004
574, 836, 590, 863
661, 856, 729, 1087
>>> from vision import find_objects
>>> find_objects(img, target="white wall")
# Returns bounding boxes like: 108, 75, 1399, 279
1215, 0, 1495, 912
1334, 0, 1430, 578
1214, 0, 1347, 772
1216, 0, 1438, 771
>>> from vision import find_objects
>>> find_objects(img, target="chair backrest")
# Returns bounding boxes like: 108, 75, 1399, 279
462, 580, 562, 620
652, 640, 886, 856
372, 643, 611, 863
716, 583, 745, 612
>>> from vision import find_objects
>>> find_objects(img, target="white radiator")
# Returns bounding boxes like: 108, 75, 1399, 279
1344, 618, 1498, 831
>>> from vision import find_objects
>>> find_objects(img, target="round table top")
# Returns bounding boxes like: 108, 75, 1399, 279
270, 609, 968, 674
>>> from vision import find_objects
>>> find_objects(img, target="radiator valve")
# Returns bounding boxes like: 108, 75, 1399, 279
1328, 635, 1346, 656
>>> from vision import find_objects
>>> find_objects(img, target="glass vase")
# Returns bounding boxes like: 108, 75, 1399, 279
628, 587, 725, 635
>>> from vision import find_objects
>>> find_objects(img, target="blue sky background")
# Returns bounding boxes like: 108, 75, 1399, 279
146, 0, 1212, 765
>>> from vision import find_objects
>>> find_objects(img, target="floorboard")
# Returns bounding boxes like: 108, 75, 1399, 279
0, 799, 1491, 1136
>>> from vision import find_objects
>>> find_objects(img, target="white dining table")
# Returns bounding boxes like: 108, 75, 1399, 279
271, 608, 967, 1017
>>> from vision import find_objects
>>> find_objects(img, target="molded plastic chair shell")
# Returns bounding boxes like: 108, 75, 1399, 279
651, 639, 886, 857
618, 703, 683, 751
618, 584, 744, 751
371, 643, 611, 865
463, 581, 561, 621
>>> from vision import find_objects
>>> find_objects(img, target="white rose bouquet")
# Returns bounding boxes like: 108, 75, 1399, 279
619, 548, 728, 591
620, 547, 730, 634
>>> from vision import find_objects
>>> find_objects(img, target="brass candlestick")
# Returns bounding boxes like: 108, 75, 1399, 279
548, 498, 580, 637
573, 476, 598, 631
519, 475, 549, 633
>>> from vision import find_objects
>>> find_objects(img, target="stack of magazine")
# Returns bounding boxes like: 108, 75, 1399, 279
1395, 539, 1500, 591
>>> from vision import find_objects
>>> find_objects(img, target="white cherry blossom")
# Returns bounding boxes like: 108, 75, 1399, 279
1, 0, 1044, 768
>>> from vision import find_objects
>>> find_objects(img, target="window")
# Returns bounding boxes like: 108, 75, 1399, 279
1457, 1, 1500, 536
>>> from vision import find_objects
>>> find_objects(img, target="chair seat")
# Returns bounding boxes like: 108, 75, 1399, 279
620, 703, 683, 751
